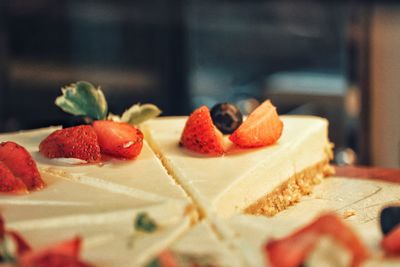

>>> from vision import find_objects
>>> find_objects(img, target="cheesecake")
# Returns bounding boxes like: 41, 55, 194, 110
224, 176, 400, 266
143, 115, 334, 218
4, 79, 388, 266
1, 114, 398, 266
0, 127, 196, 266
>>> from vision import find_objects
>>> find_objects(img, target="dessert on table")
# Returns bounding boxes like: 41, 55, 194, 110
0, 81, 399, 267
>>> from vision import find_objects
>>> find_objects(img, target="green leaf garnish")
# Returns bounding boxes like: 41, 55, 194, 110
134, 212, 157, 233
55, 81, 108, 120
121, 103, 162, 125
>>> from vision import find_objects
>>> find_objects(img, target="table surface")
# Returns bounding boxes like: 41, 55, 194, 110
335, 165, 400, 183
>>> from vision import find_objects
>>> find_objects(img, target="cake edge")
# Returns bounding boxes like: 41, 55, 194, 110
244, 158, 335, 217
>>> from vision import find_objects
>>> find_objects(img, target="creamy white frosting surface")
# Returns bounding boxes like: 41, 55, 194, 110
144, 115, 331, 217
1, 118, 398, 266
0, 126, 194, 266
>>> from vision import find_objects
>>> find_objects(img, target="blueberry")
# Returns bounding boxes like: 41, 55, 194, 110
210, 103, 243, 134
380, 206, 400, 235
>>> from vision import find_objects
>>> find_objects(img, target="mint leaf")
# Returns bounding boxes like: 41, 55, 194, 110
121, 104, 161, 125
134, 212, 157, 233
55, 81, 108, 120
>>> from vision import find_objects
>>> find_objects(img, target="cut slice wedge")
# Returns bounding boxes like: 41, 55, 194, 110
143, 115, 333, 218
0, 127, 197, 266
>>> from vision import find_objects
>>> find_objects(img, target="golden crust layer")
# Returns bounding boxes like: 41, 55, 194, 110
245, 160, 335, 217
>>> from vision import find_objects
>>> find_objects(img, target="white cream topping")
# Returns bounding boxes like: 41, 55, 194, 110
225, 177, 400, 266
0, 126, 194, 266
2, 118, 398, 266
171, 221, 243, 267
144, 115, 331, 218
50, 157, 88, 165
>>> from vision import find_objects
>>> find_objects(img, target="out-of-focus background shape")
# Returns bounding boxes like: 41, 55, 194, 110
0, 1, 399, 168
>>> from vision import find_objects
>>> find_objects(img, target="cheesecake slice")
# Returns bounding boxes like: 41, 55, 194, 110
10, 201, 192, 267
0, 127, 189, 202
143, 115, 334, 218
0, 127, 197, 266
224, 176, 400, 266
163, 221, 244, 267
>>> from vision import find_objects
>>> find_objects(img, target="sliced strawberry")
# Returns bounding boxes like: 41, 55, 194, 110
7, 231, 32, 256
230, 100, 283, 148
0, 161, 28, 194
0, 142, 44, 191
18, 237, 93, 267
39, 125, 101, 163
265, 213, 369, 267
180, 106, 225, 156
0, 214, 4, 239
155, 250, 178, 267
382, 225, 400, 255
93, 120, 144, 159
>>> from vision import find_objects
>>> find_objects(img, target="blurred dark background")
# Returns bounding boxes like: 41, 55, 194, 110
2, 1, 396, 167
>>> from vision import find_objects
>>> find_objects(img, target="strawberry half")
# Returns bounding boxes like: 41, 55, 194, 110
93, 120, 144, 159
381, 225, 400, 255
39, 125, 101, 163
0, 161, 28, 194
154, 251, 178, 267
18, 237, 93, 267
180, 106, 225, 156
265, 213, 369, 267
0, 141, 44, 191
8, 231, 32, 256
230, 100, 283, 148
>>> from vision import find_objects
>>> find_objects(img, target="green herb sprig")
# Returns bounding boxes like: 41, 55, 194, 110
55, 81, 161, 125
134, 212, 157, 233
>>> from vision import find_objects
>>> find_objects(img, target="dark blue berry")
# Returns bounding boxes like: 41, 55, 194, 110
380, 206, 400, 235
210, 103, 243, 134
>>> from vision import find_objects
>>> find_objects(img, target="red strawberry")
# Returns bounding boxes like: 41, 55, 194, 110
230, 100, 283, 148
265, 213, 369, 267
381, 225, 400, 255
0, 142, 44, 191
155, 251, 178, 267
19, 237, 93, 267
93, 120, 144, 159
39, 126, 101, 163
8, 231, 32, 256
180, 106, 225, 156
0, 162, 28, 194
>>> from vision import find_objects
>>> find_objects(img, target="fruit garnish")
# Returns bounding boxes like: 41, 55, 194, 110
134, 212, 157, 233
180, 106, 225, 156
55, 81, 108, 121
0, 162, 28, 194
381, 225, 400, 255
0, 141, 44, 191
93, 120, 143, 159
7, 231, 32, 256
39, 125, 101, 163
120, 103, 162, 125
0, 214, 92, 267
380, 206, 400, 235
50, 81, 162, 161
230, 100, 283, 148
264, 213, 369, 267
18, 237, 93, 267
210, 103, 243, 134
56, 81, 161, 126
147, 251, 178, 267
147, 250, 216, 267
